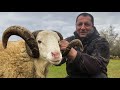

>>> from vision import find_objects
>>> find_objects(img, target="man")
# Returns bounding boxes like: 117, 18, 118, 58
58, 13, 110, 78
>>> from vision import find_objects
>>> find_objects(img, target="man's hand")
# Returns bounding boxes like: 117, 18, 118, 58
59, 40, 69, 51
59, 40, 77, 60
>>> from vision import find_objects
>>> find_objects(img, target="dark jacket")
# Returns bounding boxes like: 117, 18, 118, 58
58, 27, 110, 78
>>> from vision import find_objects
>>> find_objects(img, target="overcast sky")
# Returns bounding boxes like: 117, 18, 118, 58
0, 12, 120, 41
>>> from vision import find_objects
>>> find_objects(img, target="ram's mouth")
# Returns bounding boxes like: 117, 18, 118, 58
51, 60, 60, 63
50, 60, 61, 65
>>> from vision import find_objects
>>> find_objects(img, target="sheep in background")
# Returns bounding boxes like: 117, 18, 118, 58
0, 25, 83, 78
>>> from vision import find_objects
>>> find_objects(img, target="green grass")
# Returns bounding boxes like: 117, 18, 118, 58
47, 64, 67, 78
107, 60, 120, 78
47, 59, 120, 78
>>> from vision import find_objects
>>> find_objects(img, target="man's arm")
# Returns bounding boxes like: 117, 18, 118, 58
67, 39, 110, 75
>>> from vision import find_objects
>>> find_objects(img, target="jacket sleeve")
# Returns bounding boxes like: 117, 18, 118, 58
70, 39, 110, 75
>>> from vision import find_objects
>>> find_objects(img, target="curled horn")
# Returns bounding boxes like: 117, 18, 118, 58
32, 30, 43, 39
25, 30, 43, 57
2, 26, 39, 58
53, 31, 63, 40
62, 39, 84, 57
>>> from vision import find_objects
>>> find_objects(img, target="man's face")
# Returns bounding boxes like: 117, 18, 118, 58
76, 15, 93, 38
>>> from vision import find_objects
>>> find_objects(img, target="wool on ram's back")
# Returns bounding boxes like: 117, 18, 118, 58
0, 40, 36, 78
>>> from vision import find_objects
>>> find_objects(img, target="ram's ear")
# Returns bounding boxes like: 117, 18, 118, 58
53, 31, 63, 40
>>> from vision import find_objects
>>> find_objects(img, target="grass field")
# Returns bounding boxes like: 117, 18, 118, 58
47, 64, 67, 78
107, 60, 120, 78
47, 59, 120, 78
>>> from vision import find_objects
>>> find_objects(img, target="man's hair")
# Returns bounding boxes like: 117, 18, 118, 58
76, 13, 94, 26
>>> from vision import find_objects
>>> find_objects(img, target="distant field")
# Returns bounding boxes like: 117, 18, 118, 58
47, 59, 120, 78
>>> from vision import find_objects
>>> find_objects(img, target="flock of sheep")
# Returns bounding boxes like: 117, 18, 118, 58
0, 25, 83, 78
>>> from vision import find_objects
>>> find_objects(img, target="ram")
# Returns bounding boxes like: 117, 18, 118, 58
0, 25, 83, 78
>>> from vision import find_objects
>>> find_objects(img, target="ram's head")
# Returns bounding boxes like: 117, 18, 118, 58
2, 26, 83, 65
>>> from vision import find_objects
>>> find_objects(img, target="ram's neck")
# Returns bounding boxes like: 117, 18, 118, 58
33, 59, 51, 78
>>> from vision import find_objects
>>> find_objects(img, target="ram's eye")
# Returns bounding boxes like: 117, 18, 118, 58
38, 40, 42, 43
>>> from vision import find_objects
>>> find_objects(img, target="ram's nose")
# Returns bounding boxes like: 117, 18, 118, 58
51, 52, 60, 59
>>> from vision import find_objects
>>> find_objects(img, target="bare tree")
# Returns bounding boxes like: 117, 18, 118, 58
111, 37, 120, 57
100, 25, 118, 49
99, 25, 120, 58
